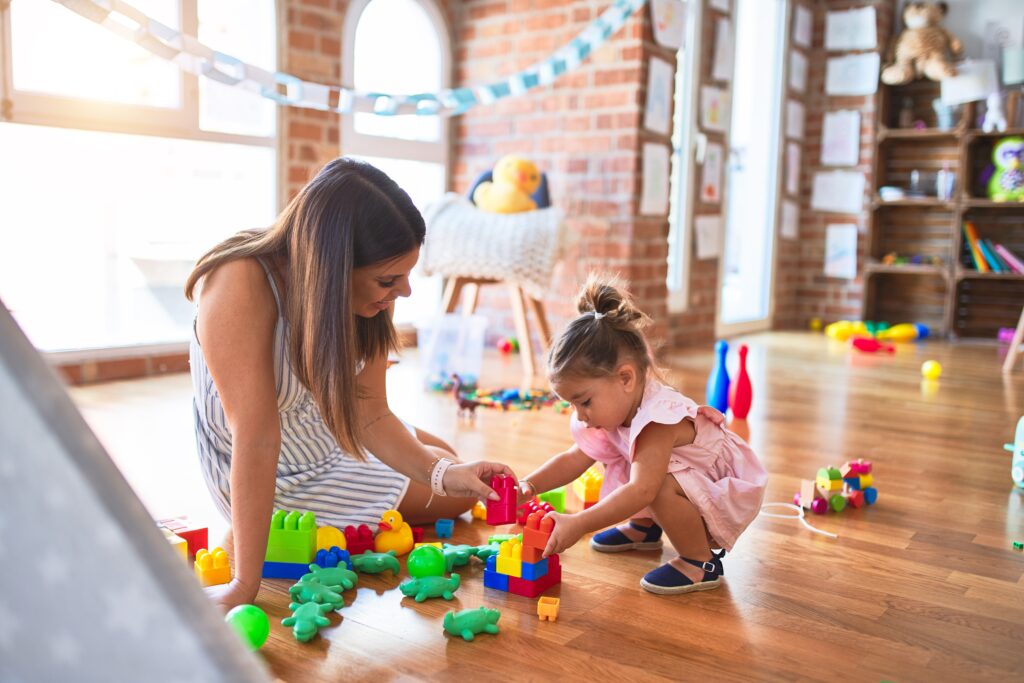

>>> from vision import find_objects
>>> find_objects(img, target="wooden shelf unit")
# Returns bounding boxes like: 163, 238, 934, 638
865, 80, 1024, 340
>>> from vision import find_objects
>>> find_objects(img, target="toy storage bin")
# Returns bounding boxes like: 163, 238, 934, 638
415, 314, 487, 390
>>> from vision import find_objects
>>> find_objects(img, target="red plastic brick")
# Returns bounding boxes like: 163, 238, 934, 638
486, 475, 517, 526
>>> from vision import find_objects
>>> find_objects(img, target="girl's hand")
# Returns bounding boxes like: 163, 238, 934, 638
541, 511, 584, 557
516, 478, 537, 506
205, 577, 260, 613
443, 460, 517, 501
697, 405, 725, 426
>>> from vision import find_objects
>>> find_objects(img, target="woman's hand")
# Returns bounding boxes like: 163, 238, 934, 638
697, 405, 725, 426
541, 511, 585, 557
443, 460, 517, 501
204, 577, 260, 613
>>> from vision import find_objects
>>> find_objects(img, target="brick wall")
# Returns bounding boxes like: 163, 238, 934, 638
773, 0, 896, 328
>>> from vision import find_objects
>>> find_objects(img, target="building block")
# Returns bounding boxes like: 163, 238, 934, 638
412, 526, 424, 543
844, 476, 861, 491
316, 526, 345, 552
486, 475, 517, 525
344, 524, 375, 556
158, 517, 209, 559
522, 544, 544, 564
846, 489, 865, 508
496, 538, 523, 578
572, 465, 602, 505
483, 556, 509, 591
262, 561, 311, 581
863, 487, 878, 505
160, 526, 188, 561
508, 556, 561, 598
488, 533, 520, 545
839, 462, 860, 479
520, 558, 548, 581
266, 510, 317, 564
314, 546, 353, 570
858, 460, 873, 474
435, 519, 454, 539
523, 511, 554, 551
859, 473, 874, 489
415, 542, 443, 549
799, 480, 822, 510
537, 596, 560, 622
195, 547, 231, 587
471, 501, 487, 520
537, 487, 566, 513
516, 498, 554, 526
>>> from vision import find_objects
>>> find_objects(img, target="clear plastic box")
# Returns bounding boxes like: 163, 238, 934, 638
415, 314, 488, 390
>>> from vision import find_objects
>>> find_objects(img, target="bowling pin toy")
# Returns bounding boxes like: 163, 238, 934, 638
705, 340, 730, 414
728, 344, 752, 419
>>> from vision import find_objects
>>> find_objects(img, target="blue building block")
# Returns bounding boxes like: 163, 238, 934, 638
484, 570, 509, 591
262, 560, 309, 580
845, 477, 861, 491
435, 518, 454, 539
315, 546, 353, 570
863, 487, 878, 505
520, 558, 548, 581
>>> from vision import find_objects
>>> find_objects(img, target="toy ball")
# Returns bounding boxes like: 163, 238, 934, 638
497, 338, 513, 354
225, 604, 270, 650
792, 492, 801, 506
809, 318, 823, 332
810, 498, 828, 515
407, 545, 446, 578
921, 360, 942, 380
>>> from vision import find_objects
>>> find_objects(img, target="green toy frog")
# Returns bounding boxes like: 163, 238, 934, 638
282, 601, 333, 643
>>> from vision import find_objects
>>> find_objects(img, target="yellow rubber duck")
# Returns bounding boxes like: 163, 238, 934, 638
374, 509, 414, 556
472, 155, 541, 214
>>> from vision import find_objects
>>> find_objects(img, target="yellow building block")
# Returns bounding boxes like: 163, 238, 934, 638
471, 500, 487, 520
160, 527, 188, 561
317, 526, 346, 551
859, 473, 874, 489
414, 542, 443, 549
194, 547, 231, 587
496, 538, 522, 578
572, 465, 603, 504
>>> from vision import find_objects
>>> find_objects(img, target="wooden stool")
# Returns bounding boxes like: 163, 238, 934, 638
1003, 305, 1024, 374
440, 276, 551, 385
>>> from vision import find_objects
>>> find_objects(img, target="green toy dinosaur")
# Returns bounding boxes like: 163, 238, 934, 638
399, 573, 461, 603
351, 550, 400, 577
443, 606, 501, 641
301, 563, 358, 591
471, 543, 500, 562
288, 578, 345, 610
282, 601, 333, 642
441, 544, 476, 571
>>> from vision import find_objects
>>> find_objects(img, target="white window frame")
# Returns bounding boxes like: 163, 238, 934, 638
0, 0, 277, 150
666, 0, 703, 313
340, 0, 451, 170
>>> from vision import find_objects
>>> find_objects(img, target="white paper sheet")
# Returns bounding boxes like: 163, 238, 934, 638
786, 142, 801, 195
811, 170, 865, 214
793, 5, 812, 48
789, 51, 808, 93
640, 142, 671, 215
712, 18, 734, 82
940, 59, 1000, 105
781, 199, 799, 239
644, 57, 675, 135
825, 52, 880, 96
651, 0, 687, 50
786, 99, 805, 139
701, 142, 724, 204
700, 85, 729, 131
824, 224, 858, 278
824, 7, 877, 50
694, 214, 722, 260
820, 110, 861, 166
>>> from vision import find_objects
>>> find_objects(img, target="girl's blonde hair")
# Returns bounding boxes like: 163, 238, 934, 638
547, 275, 658, 382
185, 157, 424, 460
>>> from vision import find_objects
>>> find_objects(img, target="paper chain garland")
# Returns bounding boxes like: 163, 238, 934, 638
52, 0, 648, 117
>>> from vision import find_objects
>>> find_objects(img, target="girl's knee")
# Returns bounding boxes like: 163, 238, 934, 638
653, 474, 685, 507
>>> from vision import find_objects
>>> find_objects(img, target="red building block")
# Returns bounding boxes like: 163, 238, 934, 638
486, 475, 517, 526
516, 499, 554, 526
523, 511, 553, 551
508, 554, 561, 598
412, 526, 424, 543
157, 516, 208, 559
344, 524, 375, 556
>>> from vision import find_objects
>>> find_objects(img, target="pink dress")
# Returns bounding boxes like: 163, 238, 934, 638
570, 380, 767, 550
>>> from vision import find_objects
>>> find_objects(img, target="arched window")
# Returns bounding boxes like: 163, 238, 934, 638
342, 0, 450, 324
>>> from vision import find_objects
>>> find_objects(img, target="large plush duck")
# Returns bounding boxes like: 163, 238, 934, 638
374, 509, 414, 556
472, 155, 541, 214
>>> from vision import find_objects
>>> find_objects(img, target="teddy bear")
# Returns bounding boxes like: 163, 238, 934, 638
472, 155, 541, 214
881, 2, 963, 85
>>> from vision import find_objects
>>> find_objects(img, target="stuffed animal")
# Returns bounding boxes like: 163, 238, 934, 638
881, 2, 963, 85
982, 91, 1008, 133
988, 137, 1024, 202
472, 155, 541, 214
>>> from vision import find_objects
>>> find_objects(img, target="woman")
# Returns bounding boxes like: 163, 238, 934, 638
186, 157, 512, 609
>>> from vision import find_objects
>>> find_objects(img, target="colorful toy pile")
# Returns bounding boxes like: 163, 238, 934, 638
794, 459, 878, 514
483, 511, 562, 597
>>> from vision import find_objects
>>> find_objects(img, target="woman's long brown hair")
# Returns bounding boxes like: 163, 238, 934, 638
185, 157, 425, 459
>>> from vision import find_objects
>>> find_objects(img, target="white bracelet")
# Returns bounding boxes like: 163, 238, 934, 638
429, 457, 453, 497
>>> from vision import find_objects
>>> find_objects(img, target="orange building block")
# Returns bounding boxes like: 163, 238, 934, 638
537, 596, 560, 622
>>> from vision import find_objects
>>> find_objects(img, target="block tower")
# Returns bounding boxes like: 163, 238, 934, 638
263, 509, 317, 580
483, 511, 561, 598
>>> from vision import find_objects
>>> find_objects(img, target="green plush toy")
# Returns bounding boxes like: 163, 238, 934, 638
988, 137, 1024, 202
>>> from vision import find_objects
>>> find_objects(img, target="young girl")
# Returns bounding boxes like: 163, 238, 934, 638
186, 158, 513, 610
518, 276, 767, 594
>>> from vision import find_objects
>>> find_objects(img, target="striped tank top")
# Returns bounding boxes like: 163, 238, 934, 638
189, 258, 411, 529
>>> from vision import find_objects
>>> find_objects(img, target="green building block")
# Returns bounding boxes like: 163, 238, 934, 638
487, 533, 521, 545
538, 487, 566, 513
1013, 541, 1023, 550
266, 509, 317, 564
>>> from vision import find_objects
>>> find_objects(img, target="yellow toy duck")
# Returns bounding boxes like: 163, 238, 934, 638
374, 509, 414, 556
472, 155, 541, 214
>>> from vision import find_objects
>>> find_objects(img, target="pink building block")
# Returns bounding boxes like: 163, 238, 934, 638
486, 475, 517, 526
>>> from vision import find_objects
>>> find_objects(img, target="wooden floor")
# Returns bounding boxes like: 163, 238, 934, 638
71, 332, 1024, 682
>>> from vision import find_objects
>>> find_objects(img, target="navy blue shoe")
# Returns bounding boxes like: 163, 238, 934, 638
640, 556, 723, 595
589, 521, 663, 553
